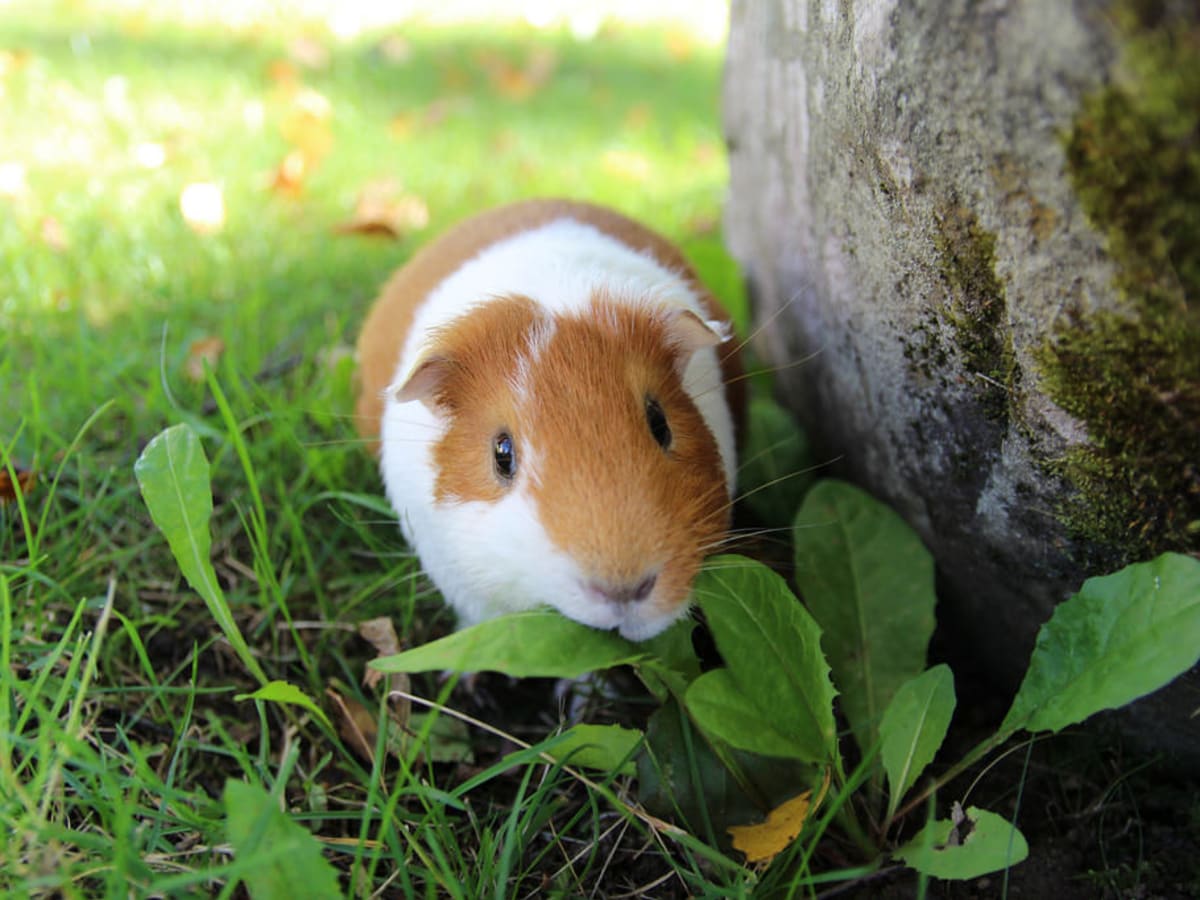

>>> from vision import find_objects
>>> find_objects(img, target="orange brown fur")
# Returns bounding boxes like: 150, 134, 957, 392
424, 296, 539, 504
354, 198, 745, 449
524, 297, 729, 611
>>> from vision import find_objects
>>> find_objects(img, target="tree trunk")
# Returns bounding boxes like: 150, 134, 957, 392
723, 0, 1199, 757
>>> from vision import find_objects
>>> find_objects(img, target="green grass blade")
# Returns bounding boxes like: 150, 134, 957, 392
236, 680, 333, 731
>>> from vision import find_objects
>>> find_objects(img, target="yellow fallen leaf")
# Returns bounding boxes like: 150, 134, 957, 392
0, 49, 31, 80
267, 58, 299, 90
268, 149, 309, 196
280, 87, 333, 165
665, 28, 696, 61
728, 770, 832, 864
179, 182, 225, 234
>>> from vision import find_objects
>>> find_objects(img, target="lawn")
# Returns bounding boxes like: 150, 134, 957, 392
8, 5, 1199, 899
1, 3, 750, 895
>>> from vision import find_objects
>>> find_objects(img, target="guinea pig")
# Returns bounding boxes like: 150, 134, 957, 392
355, 199, 743, 641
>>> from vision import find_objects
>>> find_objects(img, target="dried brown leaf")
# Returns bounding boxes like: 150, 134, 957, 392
358, 615, 410, 728
185, 336, 225, 382
268, 149, 309, 196
0, 466, 36, 505
480, 47, 558, 101
326, 686, 377, 763
335, 180, 428, 239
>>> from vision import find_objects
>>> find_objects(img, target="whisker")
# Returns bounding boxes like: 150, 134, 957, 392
700, 348, 828, 403
700, 526, 797, 555
712, 457, 842, 519
736, 434, 815, 474
722, 289, 805, 360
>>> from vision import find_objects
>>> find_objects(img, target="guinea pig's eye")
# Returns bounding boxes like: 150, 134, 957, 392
492, 431, 517, 483
644, 397, 672, 451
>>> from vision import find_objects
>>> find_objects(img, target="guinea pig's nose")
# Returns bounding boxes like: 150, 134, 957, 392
590, 573, 657, 605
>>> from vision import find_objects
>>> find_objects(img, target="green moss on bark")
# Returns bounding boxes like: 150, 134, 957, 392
1041, 3, 1200, 561
934, 203, 1018, 425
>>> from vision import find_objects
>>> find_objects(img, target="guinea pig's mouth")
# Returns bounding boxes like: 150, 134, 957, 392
615, 610, 683, 642
554, 590, 685, 642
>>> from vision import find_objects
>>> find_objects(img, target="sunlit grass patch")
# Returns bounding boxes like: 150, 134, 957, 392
0, 1, 744, 894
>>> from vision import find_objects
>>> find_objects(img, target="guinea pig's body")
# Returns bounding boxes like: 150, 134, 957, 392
355, 199, 741, 640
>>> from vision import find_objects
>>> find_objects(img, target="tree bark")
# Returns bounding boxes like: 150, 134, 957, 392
724, 0, 1199, 757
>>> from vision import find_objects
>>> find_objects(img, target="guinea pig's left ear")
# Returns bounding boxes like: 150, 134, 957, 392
390, 355, 453, 413
664, 308, 731, 374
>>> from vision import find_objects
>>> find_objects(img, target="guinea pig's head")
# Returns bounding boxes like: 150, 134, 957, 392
396, 293, 731, 640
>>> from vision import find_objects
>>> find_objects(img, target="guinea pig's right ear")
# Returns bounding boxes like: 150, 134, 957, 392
663, 308, 731, 375
390, 355, 453, 413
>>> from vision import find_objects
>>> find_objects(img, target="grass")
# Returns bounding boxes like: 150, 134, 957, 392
1, 2, 752, 895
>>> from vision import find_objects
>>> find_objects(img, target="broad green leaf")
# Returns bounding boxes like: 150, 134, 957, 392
690, 556, 837, 763
896, 805, 1028, 880
539, 724, 642, 776
237, 680, 332, 731
880, 665, 956, 820
686, 669, 803, 759
224, 779, 342, 899
370, 610, 645, 678
740, 397, 816, 525
135, 424, 266, 684
1002, 552, 1200, 735
793, 480, 935, 758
